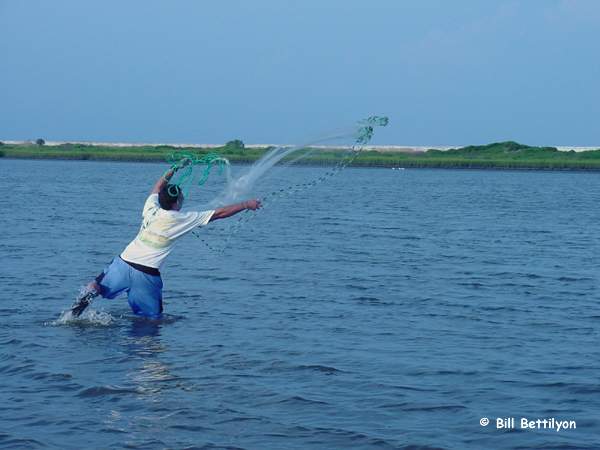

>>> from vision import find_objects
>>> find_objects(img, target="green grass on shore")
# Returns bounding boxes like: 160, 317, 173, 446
2, 141, 600, 170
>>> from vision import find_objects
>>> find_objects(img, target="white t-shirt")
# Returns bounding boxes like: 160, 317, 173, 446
120, 194, 214, 269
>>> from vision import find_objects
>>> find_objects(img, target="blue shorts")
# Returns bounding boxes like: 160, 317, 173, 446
95, 257, 163, 319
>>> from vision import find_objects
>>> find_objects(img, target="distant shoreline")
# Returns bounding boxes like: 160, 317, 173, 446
2, 141, 600, 170
1, 139, 598, 153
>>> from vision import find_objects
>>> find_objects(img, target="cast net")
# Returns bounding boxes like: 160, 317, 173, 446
165, 115, 388, 252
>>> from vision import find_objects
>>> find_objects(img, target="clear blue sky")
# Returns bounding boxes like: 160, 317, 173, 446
1, 0, 598, 146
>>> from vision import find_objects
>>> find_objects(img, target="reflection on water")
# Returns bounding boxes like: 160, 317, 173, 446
127, 317, 163, 340
125, 318, 171, 390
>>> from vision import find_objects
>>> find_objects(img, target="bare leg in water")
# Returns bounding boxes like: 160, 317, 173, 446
71, 281, 100, 317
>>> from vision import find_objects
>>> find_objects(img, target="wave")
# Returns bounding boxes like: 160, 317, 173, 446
76, 385, 144, 398
295, 364, 344, 375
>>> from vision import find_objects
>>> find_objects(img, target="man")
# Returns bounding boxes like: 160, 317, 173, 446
71, 161, 261, 318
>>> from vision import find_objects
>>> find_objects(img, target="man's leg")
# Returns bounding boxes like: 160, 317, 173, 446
71, 258, 130, 317
71, 281, 101, 317
127, 271, 164, 319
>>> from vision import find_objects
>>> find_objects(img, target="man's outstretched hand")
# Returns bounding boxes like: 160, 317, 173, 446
244, 199, 262, 211
210, 199, 262, 222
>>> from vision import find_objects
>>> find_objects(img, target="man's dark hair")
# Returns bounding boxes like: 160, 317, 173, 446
158, 184, 182, 210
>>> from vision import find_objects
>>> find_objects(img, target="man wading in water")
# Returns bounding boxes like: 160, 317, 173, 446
71, 161, 261, 318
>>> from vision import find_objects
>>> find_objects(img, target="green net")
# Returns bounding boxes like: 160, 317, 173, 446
165, 151, 229, 196
355, 115, 389, 144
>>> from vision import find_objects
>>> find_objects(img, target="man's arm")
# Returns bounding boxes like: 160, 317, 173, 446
151, 167, 176, 194
151, 158, 192, 194
209, 199, 262, 222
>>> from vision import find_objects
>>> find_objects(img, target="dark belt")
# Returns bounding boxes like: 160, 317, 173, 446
120, 257, 160, 276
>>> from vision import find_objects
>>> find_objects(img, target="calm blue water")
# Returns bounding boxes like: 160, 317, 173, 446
1, 159, 600, 450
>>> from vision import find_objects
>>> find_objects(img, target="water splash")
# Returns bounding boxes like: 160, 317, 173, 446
50, 287, 115, 326
50, 308, 115, 326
